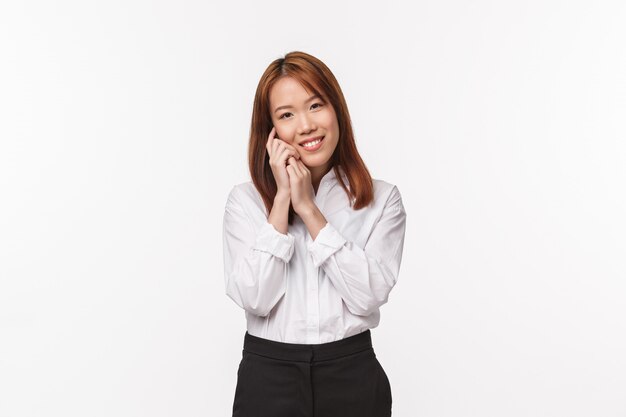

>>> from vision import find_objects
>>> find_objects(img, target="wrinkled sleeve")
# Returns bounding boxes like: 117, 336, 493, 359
222, 186, 295, 317
306, 185, 407, 316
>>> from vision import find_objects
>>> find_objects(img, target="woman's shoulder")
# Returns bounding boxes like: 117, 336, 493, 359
372, 178, 396, 192
371, 178, 403, 205
226, 181, 265, 212
234, 180, 260, 197
227, 180, 253, 200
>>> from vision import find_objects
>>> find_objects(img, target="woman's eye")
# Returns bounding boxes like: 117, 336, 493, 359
279, 103, 322, 119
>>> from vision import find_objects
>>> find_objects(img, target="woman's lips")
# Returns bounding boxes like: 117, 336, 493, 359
300, 136, 324, 152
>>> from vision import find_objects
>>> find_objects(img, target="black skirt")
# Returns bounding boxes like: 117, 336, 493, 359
231, 329, 392, 417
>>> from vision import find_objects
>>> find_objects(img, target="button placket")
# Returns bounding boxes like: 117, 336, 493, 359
306, 249, 320, 342
306, 178, 330, 343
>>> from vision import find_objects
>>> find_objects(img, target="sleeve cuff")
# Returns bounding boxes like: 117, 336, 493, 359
307, 222, 347, 268
252, 221, 295, 263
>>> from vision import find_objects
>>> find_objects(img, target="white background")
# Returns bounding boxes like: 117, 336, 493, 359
1, 1, 625, 416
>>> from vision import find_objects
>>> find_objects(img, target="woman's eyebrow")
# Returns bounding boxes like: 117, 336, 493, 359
274, 94, 321, 113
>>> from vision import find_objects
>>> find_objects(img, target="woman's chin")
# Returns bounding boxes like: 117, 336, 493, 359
300, 155, 330, 168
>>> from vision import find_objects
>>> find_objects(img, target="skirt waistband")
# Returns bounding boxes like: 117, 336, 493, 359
242, 329, 373, 363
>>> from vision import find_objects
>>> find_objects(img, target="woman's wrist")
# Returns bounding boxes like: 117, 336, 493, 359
274, 189, 291, 203
269, 190, 291, 235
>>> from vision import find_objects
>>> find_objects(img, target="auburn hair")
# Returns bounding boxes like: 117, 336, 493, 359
248, 51, 374, 225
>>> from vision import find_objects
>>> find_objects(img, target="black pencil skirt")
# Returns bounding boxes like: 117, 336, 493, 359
231, 329, 392, 417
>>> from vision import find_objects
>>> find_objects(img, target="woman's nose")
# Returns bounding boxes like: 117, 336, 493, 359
298, 114, 315, 133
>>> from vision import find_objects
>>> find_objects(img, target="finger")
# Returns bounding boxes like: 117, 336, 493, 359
279, 147, 295, 165
284, 142, 301, 158
281, 147, 302, 164
266, 127, 276, 154
276, 140, 301, 159
289, 157, 303, 177
295, 160, 310, 182
271, 133, 282, 157
274, 141, 285, 156
298, 159, 310, 174
269, 128, 286, 159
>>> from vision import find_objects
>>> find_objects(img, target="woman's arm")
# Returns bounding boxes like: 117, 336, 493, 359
305, 185, 407, 316
222, 186, 294, 317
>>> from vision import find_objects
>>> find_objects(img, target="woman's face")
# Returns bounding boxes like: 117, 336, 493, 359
269, 77, 339, 174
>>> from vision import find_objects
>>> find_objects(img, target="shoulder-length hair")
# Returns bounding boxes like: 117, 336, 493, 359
248, 50, 374, 225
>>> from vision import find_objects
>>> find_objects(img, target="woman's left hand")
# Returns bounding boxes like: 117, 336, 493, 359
286, 156, 316, 215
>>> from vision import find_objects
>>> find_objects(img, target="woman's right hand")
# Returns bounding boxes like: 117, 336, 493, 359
266, 126, 301, 195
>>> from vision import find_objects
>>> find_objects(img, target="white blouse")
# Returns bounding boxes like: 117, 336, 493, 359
222, 166, 407, 344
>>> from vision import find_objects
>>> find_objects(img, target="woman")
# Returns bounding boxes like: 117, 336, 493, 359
223, 51, 407, 417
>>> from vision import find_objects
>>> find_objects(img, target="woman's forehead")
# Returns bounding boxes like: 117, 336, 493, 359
270, 78, 325, 108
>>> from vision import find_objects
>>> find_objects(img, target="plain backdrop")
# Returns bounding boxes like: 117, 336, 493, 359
1, 0, 625, 416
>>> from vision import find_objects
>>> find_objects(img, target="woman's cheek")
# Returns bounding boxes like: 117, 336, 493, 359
320, 110, 334, 125
276, 128, 286, 140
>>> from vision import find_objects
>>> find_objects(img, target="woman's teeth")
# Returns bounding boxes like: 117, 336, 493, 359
303, 138, 323, 148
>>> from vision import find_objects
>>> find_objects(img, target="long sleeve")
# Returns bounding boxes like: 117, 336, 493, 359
222, 186, 295, 317
306, 185, 407, 316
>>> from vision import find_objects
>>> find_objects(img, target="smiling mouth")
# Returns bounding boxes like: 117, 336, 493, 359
300, 136, 325, 148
